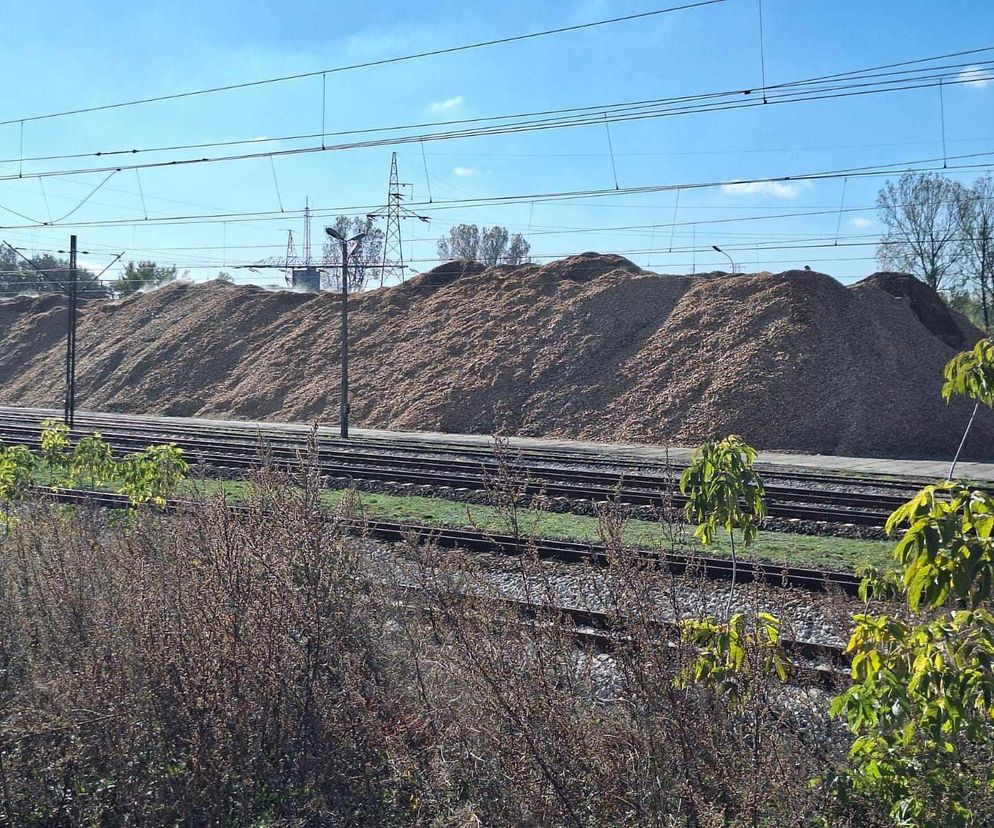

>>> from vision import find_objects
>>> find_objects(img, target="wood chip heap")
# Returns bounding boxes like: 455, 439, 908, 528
0, 252, 990, 459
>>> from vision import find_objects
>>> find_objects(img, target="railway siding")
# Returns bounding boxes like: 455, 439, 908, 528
0, 407, 933, 535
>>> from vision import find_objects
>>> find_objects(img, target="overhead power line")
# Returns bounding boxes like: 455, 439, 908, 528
0, 0, 727, 128
3, 148, 991, 232
3, 232, 984, 284
1, 52, 991, 187
5, 226, 994, 277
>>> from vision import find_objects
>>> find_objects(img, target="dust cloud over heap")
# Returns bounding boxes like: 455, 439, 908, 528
1, 253, 990, 459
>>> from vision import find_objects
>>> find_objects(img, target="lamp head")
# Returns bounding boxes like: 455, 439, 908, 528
325, 226, 344, 242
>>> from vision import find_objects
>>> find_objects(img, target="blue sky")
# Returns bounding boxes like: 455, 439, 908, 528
0, 0, 992, 286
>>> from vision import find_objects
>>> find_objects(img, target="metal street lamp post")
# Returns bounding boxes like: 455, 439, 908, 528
325, 227, 366, 438
712, 244, 736, 274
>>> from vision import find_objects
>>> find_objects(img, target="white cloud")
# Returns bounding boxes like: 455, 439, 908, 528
720, 180, 805, 199
958, 66, 993, 88
850, 216, 874, 229
452, 166, 477, 177
428, 95, 464, 113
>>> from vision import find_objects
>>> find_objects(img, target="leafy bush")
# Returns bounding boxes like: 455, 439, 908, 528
827, 341, 994, 827
69, 433, 117, 489
0, 443, 35, 527
831, 486, 994, 827
680, 434, 767, 619
676, 611, 788, 709
39, 418, 70, 483
117, 443, 189, 506
0, 428, 190, 528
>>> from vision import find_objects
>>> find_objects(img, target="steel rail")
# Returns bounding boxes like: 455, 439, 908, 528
395, 589, 848, 687
0, 405, 941, 487
22, 485, 851, 686
31, 485, 863, 597
0, 416, 901, 511
0, 408, 910, 527
0, 406, 931, 486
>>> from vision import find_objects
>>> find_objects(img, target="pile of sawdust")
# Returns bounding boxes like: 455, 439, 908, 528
0, 253, 990, 459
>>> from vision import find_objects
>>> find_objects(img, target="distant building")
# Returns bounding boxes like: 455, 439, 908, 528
291, 266, 321, 293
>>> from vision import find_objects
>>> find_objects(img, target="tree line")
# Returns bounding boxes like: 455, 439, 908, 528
318, 219, 531, 291
876, 171, 994, 328
0, 249, 180, 299
437, 224, 531, 266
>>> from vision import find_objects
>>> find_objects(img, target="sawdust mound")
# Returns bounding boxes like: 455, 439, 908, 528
406, 260, 489, 289
860, 271, 970, 349
0, 257, 990, 459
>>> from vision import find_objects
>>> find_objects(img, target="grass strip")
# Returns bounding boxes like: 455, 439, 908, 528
188, 479, 894, 573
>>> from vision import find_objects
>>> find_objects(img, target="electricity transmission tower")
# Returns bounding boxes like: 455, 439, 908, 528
246, 228, 299, 284
244, 206, 320, 291
367, 153, 429, 286
281, 230, 298, 285
302, 202, 313, 269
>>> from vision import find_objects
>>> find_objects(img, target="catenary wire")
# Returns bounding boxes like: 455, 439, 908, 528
2, 150, 992, 231
3, 56, 991, 167
1, 61, 991, 186
0, 0, 728, 127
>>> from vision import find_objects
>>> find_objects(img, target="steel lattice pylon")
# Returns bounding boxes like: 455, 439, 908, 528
382, 154, 404, 284
367, 153, 429, 286
282, 229, 297, 286
302, 203, 313, 267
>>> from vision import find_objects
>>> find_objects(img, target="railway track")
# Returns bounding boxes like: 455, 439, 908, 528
401, 588, 847, 687
0, 407, 920, 528
35, 485, 863, 596
29, 486, 850, 685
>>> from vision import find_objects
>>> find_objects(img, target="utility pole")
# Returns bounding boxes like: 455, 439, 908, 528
64, 235, 78, 426
325, 226, 366, 438
1, 239, 83, 428
340, 241, 349, 438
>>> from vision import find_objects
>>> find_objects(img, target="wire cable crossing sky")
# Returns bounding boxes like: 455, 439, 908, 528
0, 0, 992, 284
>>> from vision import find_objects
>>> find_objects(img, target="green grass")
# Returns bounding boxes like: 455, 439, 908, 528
17, 437, 895, 573
186, 479, 894, 573
22, 461, 892, 573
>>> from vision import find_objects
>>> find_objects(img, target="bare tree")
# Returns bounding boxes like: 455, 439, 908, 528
437, 224, 531, 266
956, 174, 994, 331
321, 216, 385, 291
876, 171, 964, 290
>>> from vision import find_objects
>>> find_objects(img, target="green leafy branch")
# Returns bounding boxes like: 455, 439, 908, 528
0, 444, 36, 528
0, 425, 189, 518
680, 434, 767, 620
117, 443, 189, 507
676, 612, 788, 710
942, 338, 994, 407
